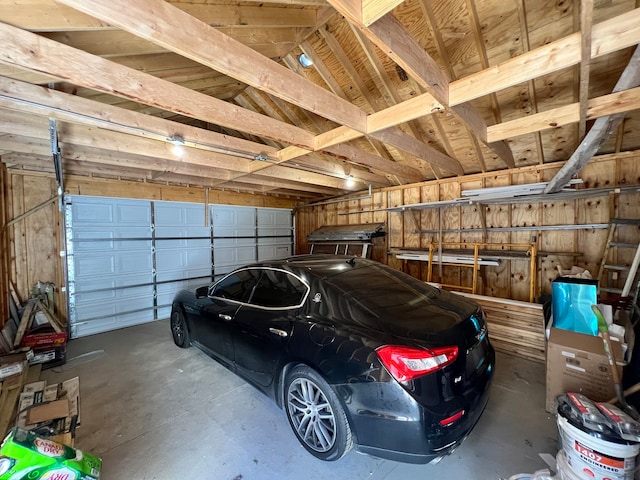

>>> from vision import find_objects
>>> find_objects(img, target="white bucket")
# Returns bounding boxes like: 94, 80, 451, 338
558, 414, 640, 480
556, 450, 586, 480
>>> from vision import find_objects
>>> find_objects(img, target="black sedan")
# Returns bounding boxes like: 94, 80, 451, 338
170, 255, 494, 464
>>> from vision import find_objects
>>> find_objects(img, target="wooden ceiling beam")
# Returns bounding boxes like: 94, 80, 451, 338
514, 0, 545, 165
0, 110, 252, 173
544, 44, 640, 193
286, 6, 640, 168
0, 1, 319, 31
40, 28, 306, 59
58, 0, 368, 132
578, 0, 594, 141
361, 0, 405, 27
257, 90, 393, 187
238, 89, 387, 190
487, 86, 640, 142
349, 24, 442, 179
0, 23, 315, 148
0, 77, 277, 161
290, 35, 459, 176
371, 127, 464, 176
0, 138, 234, 180
317, 26, 448, 177
0, 125, 342, 195
264, 93, 395, 186
286, 47, 402, 175
451, 8, 640, 104
326, 4, 514, 169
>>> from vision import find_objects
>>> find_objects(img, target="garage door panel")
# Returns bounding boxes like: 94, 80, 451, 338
214, 245, 256, 265
258, 245, 292, 261
213, 235, 255, 247
155, 237, 210, 249
154, 201, 212, 320
67, 198, 291, 338
74, 252, 153, 278
73, 233, 152, 253
155, 250, 210, 274
155, 202, 206, 225
213, 205, 255, 227
75, 286, 154, 305
72, 198, 151, 225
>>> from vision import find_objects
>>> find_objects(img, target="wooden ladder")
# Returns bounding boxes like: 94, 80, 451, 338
597, 218, 640, 298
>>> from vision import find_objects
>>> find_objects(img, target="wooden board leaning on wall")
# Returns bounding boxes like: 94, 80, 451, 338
456, 293, 546, 364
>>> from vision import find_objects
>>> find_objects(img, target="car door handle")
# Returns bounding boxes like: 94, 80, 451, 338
218, 314, 232, 321
269, 328, 288, 338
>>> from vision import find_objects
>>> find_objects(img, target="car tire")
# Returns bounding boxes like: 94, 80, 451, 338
284, 365, 353, 461
171, 308, 191, 348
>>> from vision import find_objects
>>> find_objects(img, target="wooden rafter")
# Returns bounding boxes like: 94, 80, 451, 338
316, 26, 456, 176
57, 0, 368, 132
451, 8, 640, 104
0, 23, 315, 148
0, 77, 277, 159
325, 5, 515, 169
291, 44, 399, 169
0, 0, 321, 31
578, 0, 594, 141
348, 23, 443, 179
514, 0, 545, 165
544, 45, 640, 193
487, 86, 640, 142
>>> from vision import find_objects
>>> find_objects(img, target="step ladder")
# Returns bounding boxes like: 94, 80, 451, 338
597, 218, 640, 299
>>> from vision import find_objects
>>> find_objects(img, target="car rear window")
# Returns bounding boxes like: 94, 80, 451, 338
327, 264, 440, 317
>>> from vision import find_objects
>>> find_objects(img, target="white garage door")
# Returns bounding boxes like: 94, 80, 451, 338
65, 196, 293, 338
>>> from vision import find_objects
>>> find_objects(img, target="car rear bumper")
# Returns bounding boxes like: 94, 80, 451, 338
353, 380, 491, 464
337, 349, 494, 464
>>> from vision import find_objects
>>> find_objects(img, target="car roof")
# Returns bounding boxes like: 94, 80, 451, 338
245, 254, 373, 278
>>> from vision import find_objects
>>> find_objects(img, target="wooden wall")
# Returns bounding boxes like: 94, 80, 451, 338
1, 163, 9, 328
2, 152, 639, 331
296, 152, 640, 302
0, 171, 297, 328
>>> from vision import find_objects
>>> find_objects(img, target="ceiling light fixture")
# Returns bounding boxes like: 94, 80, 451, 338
345, 175, 355, 188
297, 53, 313, 68
168, 134, 185, 157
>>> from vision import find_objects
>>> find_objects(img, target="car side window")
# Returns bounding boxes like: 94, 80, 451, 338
249, 270, 307, 308
209, 269, 261, 303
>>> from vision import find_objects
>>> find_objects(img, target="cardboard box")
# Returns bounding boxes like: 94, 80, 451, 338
545, 327, 624, 413
16, 377, 80, 442
28, 346, 67, 369
26, 399, 70, 425
0, 427, 101, 479
21, 332, 67, 349
0, 362, 23, 381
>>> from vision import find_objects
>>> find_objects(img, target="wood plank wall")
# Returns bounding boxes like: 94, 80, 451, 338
1, 152, 639, 330
0, 172, 297, 328
1, 163, 9, 326
296, 152, 640, 302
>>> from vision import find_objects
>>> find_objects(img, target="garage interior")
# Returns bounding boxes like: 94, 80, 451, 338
0, 0, 639, 478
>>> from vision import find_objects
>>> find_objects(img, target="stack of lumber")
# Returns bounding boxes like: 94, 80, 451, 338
459, 292, 546, 364
0, 356, 40, 437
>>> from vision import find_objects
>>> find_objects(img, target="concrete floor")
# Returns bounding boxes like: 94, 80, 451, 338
40, 320, 559, 480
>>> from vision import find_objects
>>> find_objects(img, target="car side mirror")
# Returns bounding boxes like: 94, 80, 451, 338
195, 285, 209, 299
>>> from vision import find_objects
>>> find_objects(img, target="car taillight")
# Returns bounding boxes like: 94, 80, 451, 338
376, 345, 459, 382
440, 410, 465, 426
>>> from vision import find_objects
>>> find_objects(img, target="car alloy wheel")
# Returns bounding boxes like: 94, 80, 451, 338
285, 365, 352, 461
170, 309, 190, 348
